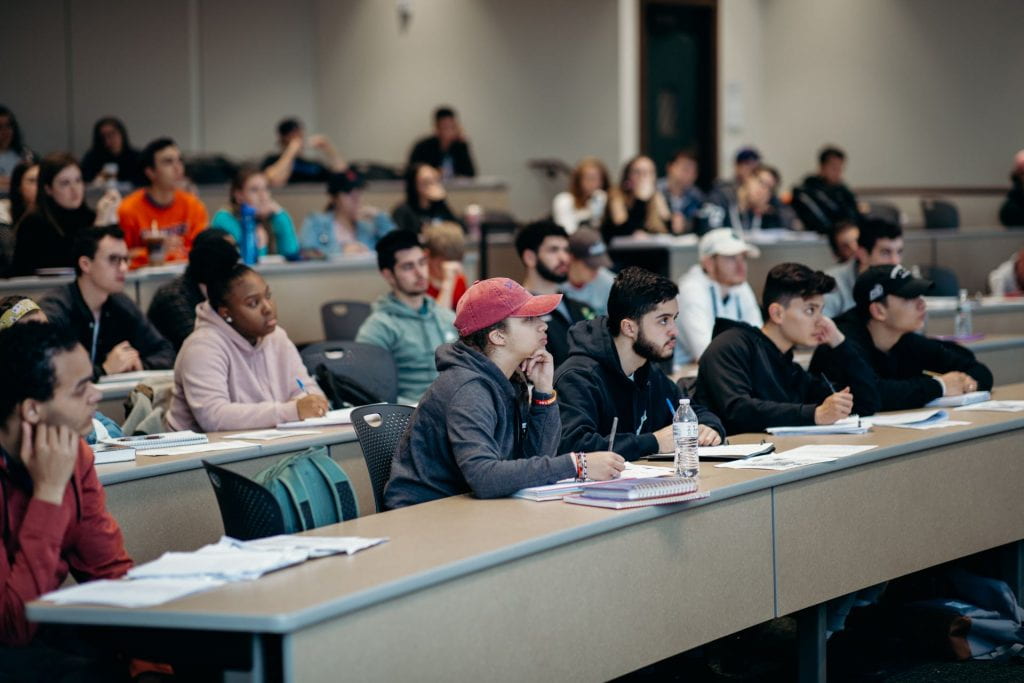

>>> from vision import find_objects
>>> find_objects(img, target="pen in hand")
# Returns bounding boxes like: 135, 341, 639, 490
820, 373, 837, 394
607, 416, 619, 454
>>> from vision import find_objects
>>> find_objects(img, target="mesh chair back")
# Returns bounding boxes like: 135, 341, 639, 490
301, 341, 398, 407
350, 404, 415, 512
202, 460, 285, 540
920, 265, 961, 297
862, 200, 901, 225
321, 300, 372, 341
921, 198, 960, 229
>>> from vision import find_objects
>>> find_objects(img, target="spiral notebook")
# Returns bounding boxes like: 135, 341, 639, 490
563, 477, 709, 509
564, 488, 709, 510
100, 430, 208, 451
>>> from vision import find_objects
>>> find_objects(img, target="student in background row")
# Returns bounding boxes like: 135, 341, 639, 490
675, 229, 763, 364
988, 247, 1024, 295
384, 278, 624, 509
999, 149, 1024, 228
708, 146, 761, 208
0, 322, 132, 670
211, 166, 299, 259
262, 117, 347, 187
658, 149, 705, 234
392, 163, 459, 234
697, 164, 786, 235
823, 217, 903, 318
167, 264, 328, 432
40, 227, 174, 380
515, 220, 596, 367
556, 267, 724, 462
2, 161, 39, 227
147, 228, 240, 351
356, 230, 457, 403
791, 145, 862, 235
0, 105, 31, 197
11, 153, 121, 277
300, 169, 395, 255
560, 227, 615, 316
118, 137, 208, 266
423, 221, 468, 311
695, 263, 875, 434
552, 157, 609, 234
408, 106, 476, 179
828, 219, 860, 265
80, 116, 145, 188
603, 155, 673, 241
811, 265, 992, 414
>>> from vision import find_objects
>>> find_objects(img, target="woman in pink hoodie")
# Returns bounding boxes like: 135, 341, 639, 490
167, 264, 329, 432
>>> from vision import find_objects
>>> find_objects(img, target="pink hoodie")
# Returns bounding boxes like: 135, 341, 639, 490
167, 302, 324, 432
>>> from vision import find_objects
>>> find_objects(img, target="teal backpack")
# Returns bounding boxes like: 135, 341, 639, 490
253, 446, 359, 532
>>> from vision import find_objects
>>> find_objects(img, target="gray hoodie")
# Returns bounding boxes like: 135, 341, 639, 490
384, 341, 574, 509
355, 293, 457, 402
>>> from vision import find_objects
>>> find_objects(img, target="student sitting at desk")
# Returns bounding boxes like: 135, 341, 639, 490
555, 267, 724, 461
166, 264, 328, 432
210, 166, 300, 259
810, 265, 993, 413
0, 322, 132, 672
39, 226, 174, 381
694, 263, 875, 434
384, 278, 624, 509
300, 169, 396, 255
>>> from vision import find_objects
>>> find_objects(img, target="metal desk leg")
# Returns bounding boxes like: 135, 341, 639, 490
797, 603, 826, 683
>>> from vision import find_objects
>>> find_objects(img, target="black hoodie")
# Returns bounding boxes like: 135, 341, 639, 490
554, 317, 725, 461
809, 308, 993, 413
384, 341, 573, 509
694, 318, 875, 434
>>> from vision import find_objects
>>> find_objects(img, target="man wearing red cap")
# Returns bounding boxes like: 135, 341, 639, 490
384, 278, 625, 509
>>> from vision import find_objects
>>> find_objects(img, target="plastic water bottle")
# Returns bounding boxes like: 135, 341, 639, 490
954, 288, 973, 337
673, 398, 700, 478
240, 203, 258, 265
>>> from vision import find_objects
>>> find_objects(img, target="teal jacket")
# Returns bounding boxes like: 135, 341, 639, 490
211, 209, 300, 258
355, 294, 458, 402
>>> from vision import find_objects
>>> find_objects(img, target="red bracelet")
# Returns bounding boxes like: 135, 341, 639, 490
532, 390, 557, 406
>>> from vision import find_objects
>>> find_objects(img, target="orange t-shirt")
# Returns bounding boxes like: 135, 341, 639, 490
118, 189, 209, 266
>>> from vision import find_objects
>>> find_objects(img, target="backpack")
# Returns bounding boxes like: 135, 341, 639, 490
253, 446, 359, 532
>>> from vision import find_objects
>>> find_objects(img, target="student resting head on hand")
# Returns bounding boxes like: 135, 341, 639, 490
166, 264, 328, 433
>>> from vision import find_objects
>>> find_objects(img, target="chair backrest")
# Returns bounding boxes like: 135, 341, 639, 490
921, 198, 960, 229
202, 460, 286, 540
300, 341, 398, 407
920, 265, 961, 297
350, 404, 415, 512
862, 200, 901, 225
321, 300, 372, 341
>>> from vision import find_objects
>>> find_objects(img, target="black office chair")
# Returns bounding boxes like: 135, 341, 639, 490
301, 341, 398, 407
921, 198, 960, 229
919, 265, 961, 297
202, 461, 285, 540
862, 200, 901, 225
320, 300, 372, 341
350, 404, 415, 512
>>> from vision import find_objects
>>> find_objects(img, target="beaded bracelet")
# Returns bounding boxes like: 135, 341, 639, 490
532, 390, 557, 406
574, 451, 588, 482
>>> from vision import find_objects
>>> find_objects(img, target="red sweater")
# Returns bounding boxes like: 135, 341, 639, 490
0, 439, 132, 646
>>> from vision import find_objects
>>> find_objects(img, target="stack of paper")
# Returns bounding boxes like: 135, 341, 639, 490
233, 429, 322, 441
766, 417, 869, 436
141, 440, 253, 457
717, 444, 875, 471
41, 577, 226, 608
926, 391, 991, 408
227, 535, 388, 557
129, 544, 310, 581
277, 408, 355, 429
953, 400, 1024, 413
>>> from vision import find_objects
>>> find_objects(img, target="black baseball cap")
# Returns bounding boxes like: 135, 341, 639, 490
735, 147, 761, 164
854, 265, 933, 315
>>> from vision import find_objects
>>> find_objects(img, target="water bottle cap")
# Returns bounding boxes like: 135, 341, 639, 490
679, 398, 690, 405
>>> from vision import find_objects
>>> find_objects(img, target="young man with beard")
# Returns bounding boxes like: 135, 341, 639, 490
555, 267, 724, 461
695, 263, 875, 435
810, 265, 992, 413
514, 220, 596, 367
356, 230, 458, 403
384, 278, 623, 509
0, 322, 132, 675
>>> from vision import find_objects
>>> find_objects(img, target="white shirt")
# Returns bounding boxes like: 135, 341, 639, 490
552, 190, 606, 234
675, 264, 762, 363
988, 255, 1022, 296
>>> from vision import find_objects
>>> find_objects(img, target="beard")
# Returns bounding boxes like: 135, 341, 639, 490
536, 259, 568, 285
632, 327, 673, 362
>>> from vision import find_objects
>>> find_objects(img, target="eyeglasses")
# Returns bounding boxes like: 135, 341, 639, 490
105, 255, 130, 266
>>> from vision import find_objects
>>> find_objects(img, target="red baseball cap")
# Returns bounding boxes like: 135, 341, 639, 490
454, 278, 562, 336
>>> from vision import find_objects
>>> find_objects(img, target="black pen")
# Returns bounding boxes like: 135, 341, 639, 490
821, 373, 837, 394
607, 417, 619, 453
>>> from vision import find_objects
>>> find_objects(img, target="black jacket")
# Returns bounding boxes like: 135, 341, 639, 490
146, 273, 204, 351
544, 295, 596, 369
384, 341, 571, 509
809, 309, 994, 413
1000, 174, 1024, 227
40, 281, 175, 380
11, 207, 98, 277
694, 318, 875, 434
391, 200, 459, 234
554, 317, 725, 460
791, 174, 861, 234
408, 136, 476, 177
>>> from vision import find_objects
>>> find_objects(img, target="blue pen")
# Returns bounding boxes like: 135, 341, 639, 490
666, 397, 676, 417
296, 378, 307, 394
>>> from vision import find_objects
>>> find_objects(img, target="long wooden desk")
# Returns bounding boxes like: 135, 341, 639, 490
29, 385, 1024, 681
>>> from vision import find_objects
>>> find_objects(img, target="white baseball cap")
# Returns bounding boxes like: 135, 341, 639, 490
698, 229, 761, 259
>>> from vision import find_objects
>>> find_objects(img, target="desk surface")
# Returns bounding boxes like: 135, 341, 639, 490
31, 384, 1024, 635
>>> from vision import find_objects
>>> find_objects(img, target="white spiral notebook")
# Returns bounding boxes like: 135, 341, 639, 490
100, 430, 208, 451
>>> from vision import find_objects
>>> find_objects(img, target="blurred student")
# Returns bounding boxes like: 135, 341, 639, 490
988, 247, 1024, 296
696, 164, 786, 234
211, 166, 299, 259
80, 116, 144, 187
167, 264, 327, 432
392, 163, 459, 234
658, 149, 704, 234
422, 221, 468, 311
300, 169, 395, 255
3, 161, 39, 227
384, 278, 624, 509
408, 106, 476, 179
828, 220, 860, 265
823, 217, 903, 318
262, 117, 347, 187
603, 155, 673, 241
707, 146, 761, 208
560, 228, 615, 316
552, 157, 610, 234
0, 105, 31, 197
791, 145, 862, 234
999, 149, 1024, 227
